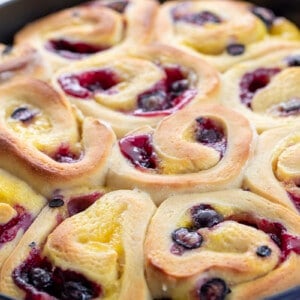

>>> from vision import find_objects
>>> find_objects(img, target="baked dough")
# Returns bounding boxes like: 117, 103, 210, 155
154, 0, 300, 71
145, 189, 300, 300
0, 190, 155, 300
52, 44, 220, 137
0, 78, 115, 197
244, 125, 300, 213
107, 104, 255, 204
221, 47, 300, 133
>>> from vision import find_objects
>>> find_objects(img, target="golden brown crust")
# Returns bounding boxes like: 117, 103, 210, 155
154, 0, 300, 71
0, 190, 155, 300
107, 104, 255, 205
15, 0, 159, 72
52, 43, 220, 138
145, 189, 300, 300
244, 125, 300, 213
0, 79, 116, 197
220, 47, 300, 133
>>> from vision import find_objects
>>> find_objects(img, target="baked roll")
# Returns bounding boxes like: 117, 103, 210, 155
0, 78, 115, 197
107, 104, 255, 204
0, 44, 50, 84
0, 190, 155, 300
14, 0, 158, 72
155, 0, 300, 71
0, 169, 45, 269
244, 125, 300, 213
52, 44, 220, 137
145, 189, 300, 300
221, 47, 300, 133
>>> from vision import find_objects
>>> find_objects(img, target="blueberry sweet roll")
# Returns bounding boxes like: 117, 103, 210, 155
0, 190, 155, 300
107, 104, 255, 204
0, 79, 115, 197
155, 0, 300, 71
145, 190, 300, 300
14, 0, 158, 72
52, 44, 220, 137
244, 125, 300, 213
221, 47, 300, 133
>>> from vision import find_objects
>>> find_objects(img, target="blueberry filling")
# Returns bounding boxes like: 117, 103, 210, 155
134, 66, 196, 116
230, 215, 300, 262
239, 68, 281, 108
45, 39, 108, 60
288, 192, 300, 212
251, 6, 276, 29
172, 227, 203, 249
172, 10, 222, 26
67, 192, 103, 216
58, 69, 120, 99
12, 248, 101, 300
11, 107, 37, 122
275, 98, 300, 116
198, 278, 231, 300
48, 197, 65, 208
256, 245, 272, 257
119, 134, 158, 170
286, 55, 300, 67
195, 117, 226, 156
52, 144, 81, 163
226, 44, 245, 56
0, 205, 32, 247
191, 205, 223, 229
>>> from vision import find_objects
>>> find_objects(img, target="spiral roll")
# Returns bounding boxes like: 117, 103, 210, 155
0, 190, 155, 300
107, 104, 255, 204
221, 47, 300, 133
244, 125, 300, 213
154, 0, 300, 71
15, 0, 158, 72
145, 189, 300, 300
53, 44, 220, 137
0, 78, 115, 197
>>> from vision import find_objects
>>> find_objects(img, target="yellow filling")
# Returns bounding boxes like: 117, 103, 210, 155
0, 168, 45, 213
6, 103, 52, 150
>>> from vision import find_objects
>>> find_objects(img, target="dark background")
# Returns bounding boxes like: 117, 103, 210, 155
0, 0, 299, 43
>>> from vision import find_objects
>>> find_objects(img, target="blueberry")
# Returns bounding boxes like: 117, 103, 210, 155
170, 79, 189, 94
226, 44, 245, 56
29, 268, 52, 289
61, 281, 93, 300
286, 55, 300, 67
251, 6, 276, 28
138, 91, 167, 112
196, 129, 222, 144
172, 227, 203, 249
11, 107, 36, 122
192, 208, 223, 229
48, 197, 65, 208
199, 278, 231, 300
256, 245, 272, 257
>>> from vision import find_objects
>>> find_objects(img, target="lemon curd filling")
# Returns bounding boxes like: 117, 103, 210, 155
6, 102, 52, 147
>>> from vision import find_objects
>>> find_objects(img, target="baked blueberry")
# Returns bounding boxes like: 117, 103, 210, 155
172, 227, 203, 249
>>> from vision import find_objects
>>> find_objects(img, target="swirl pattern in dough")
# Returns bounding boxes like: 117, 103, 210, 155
107, 104, 255, 204
145, 189, 300, 300
154, 0, 300, 71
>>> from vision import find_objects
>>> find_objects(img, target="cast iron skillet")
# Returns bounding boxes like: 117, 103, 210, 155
0, 0, 299, 299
